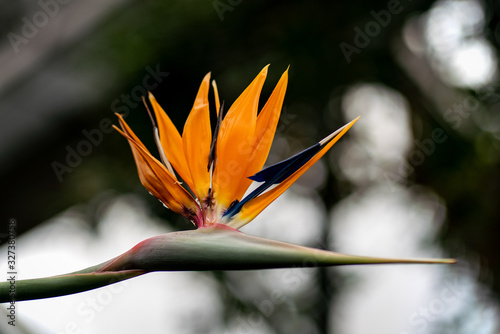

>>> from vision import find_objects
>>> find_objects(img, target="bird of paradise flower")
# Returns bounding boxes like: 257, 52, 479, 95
0, 65, 455, 302
113, 65, 355, 230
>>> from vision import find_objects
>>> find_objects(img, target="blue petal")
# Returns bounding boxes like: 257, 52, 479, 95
248, 143, 320, 184
223, 142, 321, 219
222, 119, 357, 220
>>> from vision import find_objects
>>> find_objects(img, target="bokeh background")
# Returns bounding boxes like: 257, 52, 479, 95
1, 0, 500, 333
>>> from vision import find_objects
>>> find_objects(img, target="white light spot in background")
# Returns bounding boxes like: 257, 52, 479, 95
241, 190, 325, 246
425, 0, 497, 88
448, 39, 497, 87
328, 185, 500, 334
0, 195, 223, 334
338, 83, 412, 186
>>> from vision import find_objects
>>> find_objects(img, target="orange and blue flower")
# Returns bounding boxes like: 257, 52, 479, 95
114, 65, 358, 229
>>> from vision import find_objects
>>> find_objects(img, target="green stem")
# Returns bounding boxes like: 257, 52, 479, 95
0, 263, 144, 303
0, 226, 455, 303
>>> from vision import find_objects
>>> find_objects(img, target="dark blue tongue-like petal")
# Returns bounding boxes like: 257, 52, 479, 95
222, 120, 354, 220
248, 143, 321, 184
223, 142, 321, 219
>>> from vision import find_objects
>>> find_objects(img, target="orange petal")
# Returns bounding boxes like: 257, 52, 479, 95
148, 92, 194, 192
114, 115, 202, 225
213, 65, 269, 208
235, 67, 288, 198
229, 117, 360, 229
182, 73, 212, 201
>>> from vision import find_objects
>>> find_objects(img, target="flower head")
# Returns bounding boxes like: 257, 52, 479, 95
0, 67, 455, 304
114, 66, 358, 229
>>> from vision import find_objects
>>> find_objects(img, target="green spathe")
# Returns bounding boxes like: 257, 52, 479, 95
100, 225, 455, 271
0, 225, 455, 302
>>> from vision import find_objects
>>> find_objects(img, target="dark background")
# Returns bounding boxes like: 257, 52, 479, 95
1, 0, 499, 333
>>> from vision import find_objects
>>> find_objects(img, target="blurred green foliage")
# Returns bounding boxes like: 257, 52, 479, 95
2, 0, 500, 332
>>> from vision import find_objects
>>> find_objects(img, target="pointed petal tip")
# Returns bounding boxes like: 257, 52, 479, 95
363, 256, 457, 265
232, 116, 359, 226
261, 64, 270, 74
319, 116, 360, 146
437, 258, 458, 264
148, 91, 161, 105
282, 66, 289, 77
